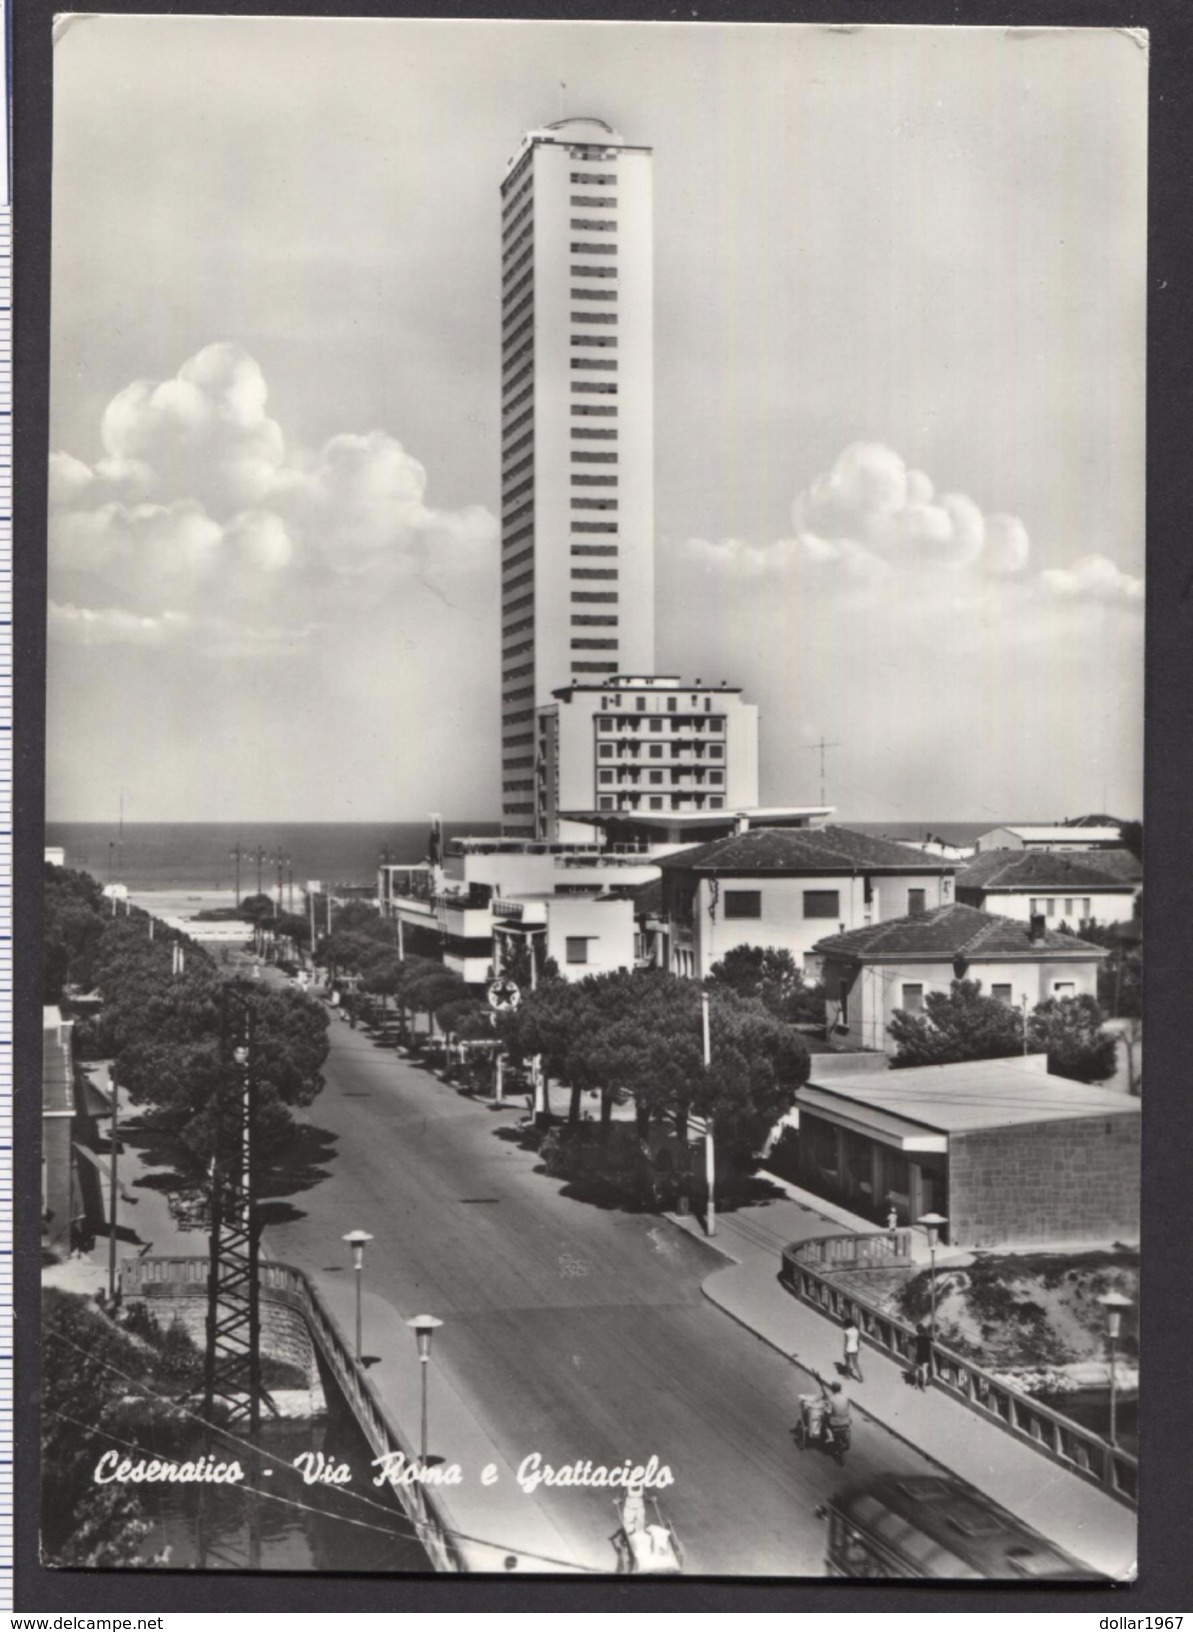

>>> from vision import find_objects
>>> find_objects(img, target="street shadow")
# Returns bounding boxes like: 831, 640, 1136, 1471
256, 1123, 340, 1227
701, 1174, 790, 1216
492, 1123, 544, 1151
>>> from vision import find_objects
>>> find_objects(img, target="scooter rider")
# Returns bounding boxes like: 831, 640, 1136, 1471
820, 1378, 852, 1452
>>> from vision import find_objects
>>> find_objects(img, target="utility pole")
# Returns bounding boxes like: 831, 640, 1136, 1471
379, 845, 393, 921
808, 736, 842, 808
271, 852, 289, 915
107, 1070, 120, 1301
702, 991, 716, 1237
203, 986, 274, 1432
254, 845, 267, 901
229, 842, 246, 907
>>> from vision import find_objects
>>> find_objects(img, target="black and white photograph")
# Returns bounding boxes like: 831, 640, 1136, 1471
39, 14, 1144, 1583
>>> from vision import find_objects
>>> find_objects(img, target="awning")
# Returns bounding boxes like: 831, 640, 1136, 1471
797, 1088, 947, 1153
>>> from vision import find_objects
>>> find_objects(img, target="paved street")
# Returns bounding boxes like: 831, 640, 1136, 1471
265, 1003, 941, 1575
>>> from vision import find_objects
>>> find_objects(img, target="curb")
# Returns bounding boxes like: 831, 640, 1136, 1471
696, 1261, 963, 1470
659, 1209, 741, 1265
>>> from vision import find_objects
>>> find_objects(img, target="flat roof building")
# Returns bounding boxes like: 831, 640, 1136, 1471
796, 1056, 1140, 1247
501, 120, 655, 836
975, 825, 1126, 854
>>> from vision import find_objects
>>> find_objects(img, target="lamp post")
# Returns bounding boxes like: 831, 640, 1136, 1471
342, 1230, 374, 1360
1097, 1291, 1132, 1447
407, 1314, 443, 1466
917, 1212, 949, 1346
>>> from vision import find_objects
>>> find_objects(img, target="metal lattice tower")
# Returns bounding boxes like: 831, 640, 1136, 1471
203, 984, 273, 1430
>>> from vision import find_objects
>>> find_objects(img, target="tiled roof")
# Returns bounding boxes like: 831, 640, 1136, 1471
958, 848, 1142, 891
811, 902, 1108, 962
654, 825, 954, 877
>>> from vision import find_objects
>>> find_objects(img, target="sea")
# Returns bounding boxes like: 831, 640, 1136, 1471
46, 822, 501, 894
46, 819, 1009, 894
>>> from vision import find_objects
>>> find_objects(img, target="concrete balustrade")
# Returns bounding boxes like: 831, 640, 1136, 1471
780, 1237, 1137, 1508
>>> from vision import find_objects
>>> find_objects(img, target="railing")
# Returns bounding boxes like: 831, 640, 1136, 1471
124, 1257, 463, 1571
791, 1229, 913, 1270
779, 1242, 1138, 1509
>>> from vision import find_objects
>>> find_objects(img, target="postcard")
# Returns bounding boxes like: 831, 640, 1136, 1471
39, 15, 1144, 1587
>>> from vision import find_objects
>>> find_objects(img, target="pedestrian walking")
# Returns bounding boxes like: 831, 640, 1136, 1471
914, 1320, 933, 1390
843, 1313, 864, 1382
886, 1202, 899, 1234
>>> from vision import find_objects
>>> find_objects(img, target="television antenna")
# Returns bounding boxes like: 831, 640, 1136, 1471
808, 736, 842, 807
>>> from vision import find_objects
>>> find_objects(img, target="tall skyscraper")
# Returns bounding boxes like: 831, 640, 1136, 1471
500, 118, 655, 836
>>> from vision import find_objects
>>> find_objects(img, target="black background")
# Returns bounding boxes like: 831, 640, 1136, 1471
14, 0, 1191, 1613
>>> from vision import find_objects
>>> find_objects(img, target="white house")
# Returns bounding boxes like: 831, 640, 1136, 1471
956, 849, 1141, 927
648, 826, 958, 978
813, 903, 1108, 1053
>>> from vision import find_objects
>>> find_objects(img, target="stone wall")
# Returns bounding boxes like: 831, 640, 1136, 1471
949, 1114, 1140, 1248
127, 1272, 325, 1407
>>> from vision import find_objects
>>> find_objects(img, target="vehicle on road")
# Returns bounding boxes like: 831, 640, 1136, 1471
822, 1473, 1107, 1580
795, 1392, 850, 1464
611, 1490, 683, 1575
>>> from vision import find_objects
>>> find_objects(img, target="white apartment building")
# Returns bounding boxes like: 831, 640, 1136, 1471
379, 839, 659, 986
500, 118, 656, 836
536, 673, 759, 843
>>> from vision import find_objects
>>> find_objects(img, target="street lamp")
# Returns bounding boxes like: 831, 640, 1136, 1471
407, 1314, 443, 1466
1097, 1290, 1132, 1447
917, 1212, 949, 1348
342, 1230, 374, 1360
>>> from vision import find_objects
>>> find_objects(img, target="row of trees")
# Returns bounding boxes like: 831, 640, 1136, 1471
45, 865, 331, 1173
496, 967, 811, 1160
308, 921, 815, 1158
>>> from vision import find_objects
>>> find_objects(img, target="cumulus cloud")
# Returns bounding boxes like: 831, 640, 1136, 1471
95, 343, 285, 510
48, 343, 498, 647
1038, 553, 1144, 605
658, 439, 1143, 818
676, 442, 1141, 617
791, 442, 1028, 575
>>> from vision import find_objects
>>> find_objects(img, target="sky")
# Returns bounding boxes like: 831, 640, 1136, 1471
46, 17, 1147, 824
